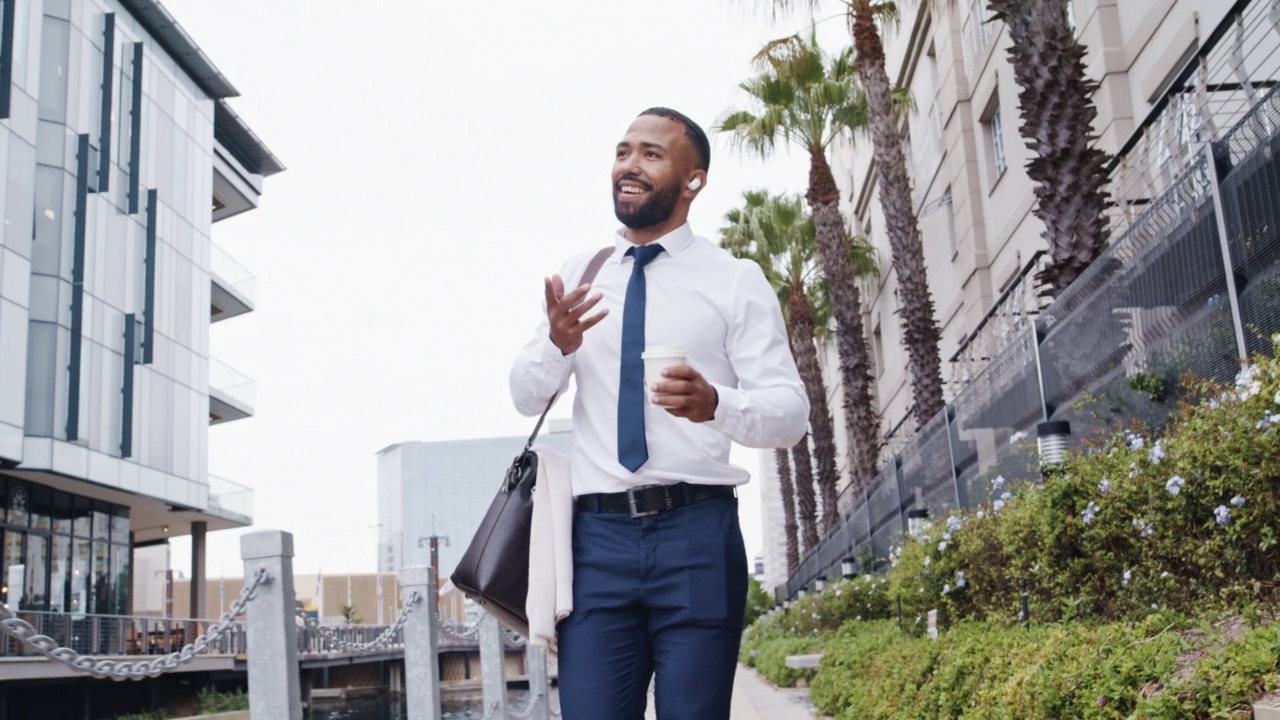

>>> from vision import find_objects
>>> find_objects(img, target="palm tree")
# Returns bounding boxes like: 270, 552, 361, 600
717, 32, 886, 495
847, 0, 947, 425
721, 191, 878, 535
738, 1, 947, 426
773, 448, 801, 574
986, 0, 1111, 295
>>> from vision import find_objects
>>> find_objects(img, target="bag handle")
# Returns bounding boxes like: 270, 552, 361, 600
524, 245, 614, 451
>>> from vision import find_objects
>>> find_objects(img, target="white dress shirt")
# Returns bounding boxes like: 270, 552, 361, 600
510, 223, 809, 496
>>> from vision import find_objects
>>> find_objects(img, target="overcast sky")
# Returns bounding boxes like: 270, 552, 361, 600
160, 0, 851, 580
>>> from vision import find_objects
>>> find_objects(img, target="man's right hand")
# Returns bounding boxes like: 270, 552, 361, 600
545, 274, 608, 355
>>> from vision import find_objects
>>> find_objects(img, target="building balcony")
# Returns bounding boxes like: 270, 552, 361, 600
209, 358, 256, 425
210, 101, 284, 224
210, 243, 256, 322
207, 474, 254, 524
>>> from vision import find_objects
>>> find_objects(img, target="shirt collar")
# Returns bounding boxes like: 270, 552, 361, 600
612, 222, 695, 261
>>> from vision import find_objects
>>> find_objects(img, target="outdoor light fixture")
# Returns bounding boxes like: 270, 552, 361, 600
841, 556, 856, 580
815, 575, 826, 592
1036, 421, 1072, 466
906, 507, 930, 536
797, 589, 807, 599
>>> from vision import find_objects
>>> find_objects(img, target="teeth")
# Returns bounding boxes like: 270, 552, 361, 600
621, 186, 644, 194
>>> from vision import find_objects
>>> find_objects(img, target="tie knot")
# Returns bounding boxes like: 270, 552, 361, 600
627, 244, 664, 268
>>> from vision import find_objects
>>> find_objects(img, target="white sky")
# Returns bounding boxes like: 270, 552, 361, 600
160, 0, 851, 580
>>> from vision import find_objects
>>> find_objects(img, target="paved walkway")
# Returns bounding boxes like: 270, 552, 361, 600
643, 665, 820, 719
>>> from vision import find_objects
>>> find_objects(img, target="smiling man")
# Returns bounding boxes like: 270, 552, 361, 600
510, 108, 808, 719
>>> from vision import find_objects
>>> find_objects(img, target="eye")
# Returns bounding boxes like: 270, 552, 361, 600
646, 150, 659, 158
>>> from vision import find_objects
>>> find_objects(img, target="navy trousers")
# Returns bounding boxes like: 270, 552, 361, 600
556, 495, 748, 720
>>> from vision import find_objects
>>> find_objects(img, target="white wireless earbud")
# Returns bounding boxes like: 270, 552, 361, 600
688, 177, 702, 190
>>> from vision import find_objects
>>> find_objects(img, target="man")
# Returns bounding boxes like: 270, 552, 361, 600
510, 107, 808, 719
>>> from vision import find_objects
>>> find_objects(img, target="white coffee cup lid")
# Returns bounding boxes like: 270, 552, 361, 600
642, 345, 686, 359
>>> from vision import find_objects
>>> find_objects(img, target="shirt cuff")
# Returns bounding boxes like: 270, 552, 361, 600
535, 334, 575, 375
702, 382, 743, 437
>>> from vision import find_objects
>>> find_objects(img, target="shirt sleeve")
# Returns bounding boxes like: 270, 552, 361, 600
702, 261, 810, 448
509, 255, 587, 417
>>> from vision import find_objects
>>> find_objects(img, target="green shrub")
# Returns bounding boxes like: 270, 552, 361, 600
884, 343, 1280, 630
111, 713, 165, 720
747, 341, 1280, 714
195, 686, 249, 713
810, 614, 1280, 719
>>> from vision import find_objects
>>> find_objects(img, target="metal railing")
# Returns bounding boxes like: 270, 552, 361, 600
784, 0, 1280, 600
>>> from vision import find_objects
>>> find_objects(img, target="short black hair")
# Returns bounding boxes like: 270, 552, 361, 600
639, 107, 711, 172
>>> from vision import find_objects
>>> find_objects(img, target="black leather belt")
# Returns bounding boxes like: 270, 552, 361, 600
575, 482, 736, 518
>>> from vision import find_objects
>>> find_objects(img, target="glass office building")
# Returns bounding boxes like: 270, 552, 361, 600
377, 424, 575, 579
0, 0, 282, 619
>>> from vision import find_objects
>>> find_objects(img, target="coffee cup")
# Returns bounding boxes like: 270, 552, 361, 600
641, 345, 687, 392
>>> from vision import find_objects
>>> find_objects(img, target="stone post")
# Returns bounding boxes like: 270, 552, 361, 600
479, 613, 508, 719
240, 530, 302, 720
401, 565, 442, 720
525, 645, 552, 720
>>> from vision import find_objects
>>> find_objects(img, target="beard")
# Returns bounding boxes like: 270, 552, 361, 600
613, 179, 681, 230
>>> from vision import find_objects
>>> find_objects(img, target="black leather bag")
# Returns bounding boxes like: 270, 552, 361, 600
450, 413, 547, 631
451, 246, 612, 631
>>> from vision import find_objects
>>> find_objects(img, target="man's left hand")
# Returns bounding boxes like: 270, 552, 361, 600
651, 366, 718, 423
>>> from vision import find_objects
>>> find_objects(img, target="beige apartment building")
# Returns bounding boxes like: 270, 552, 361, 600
761, 0, 1241, 592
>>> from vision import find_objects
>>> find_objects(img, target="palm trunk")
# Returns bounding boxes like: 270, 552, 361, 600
791, 433, 820, 552
807, 150, 881, 494
787, 283, 840, 535
988, 0, 1111, 295
774, 448, 800, 575
851, 0, 945, 425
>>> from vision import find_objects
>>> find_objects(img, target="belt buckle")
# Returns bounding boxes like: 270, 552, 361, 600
626, 484, 670, 518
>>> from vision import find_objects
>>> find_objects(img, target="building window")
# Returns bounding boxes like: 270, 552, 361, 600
982, 97, 1008, 188
872, 323, 885, 378
944, 186, 958, 258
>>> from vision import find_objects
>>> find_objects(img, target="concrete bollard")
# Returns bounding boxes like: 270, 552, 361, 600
479, 613, 508, 719
401, 565, 442, 720
240, 530, 302, 720
524, 645, 551, 720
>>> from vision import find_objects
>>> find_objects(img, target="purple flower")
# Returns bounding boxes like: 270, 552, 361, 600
1165, 476, 1185, 496
993, 500, 1006, 512
1215, 505, 1232, 525
1082, 502, 1099, 525
991, 475, 1006, 492
1149, 440, 1166, 465
955, 571, 967, 588
1231, 495, 1246, 507
947, 516, 963, 533
1125, 431, 1145, 451
1098, 479, 1112, 494
1122, 570, 1131, 586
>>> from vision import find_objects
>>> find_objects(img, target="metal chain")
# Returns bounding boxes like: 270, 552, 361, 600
437, 619, 481, 641
509, 689, 543, 720
295, 592, 421, 653
0, 567, 270, 682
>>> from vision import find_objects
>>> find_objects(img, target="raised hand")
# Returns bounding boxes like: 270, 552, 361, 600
545, 274, 608, 355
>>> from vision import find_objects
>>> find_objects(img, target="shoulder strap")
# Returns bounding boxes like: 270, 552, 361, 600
525, 245, 614, 450
579, 245, 614, 288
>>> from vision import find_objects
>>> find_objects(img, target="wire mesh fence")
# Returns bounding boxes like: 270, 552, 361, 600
780, 0, 1280, 600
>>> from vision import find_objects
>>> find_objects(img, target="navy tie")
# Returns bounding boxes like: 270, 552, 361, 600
618, 243, 664, 473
